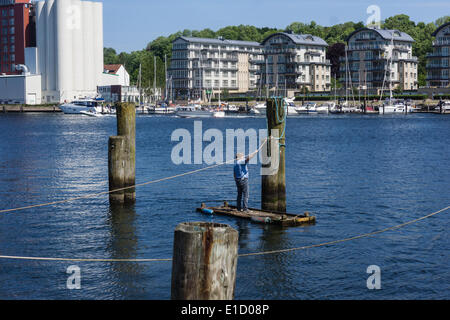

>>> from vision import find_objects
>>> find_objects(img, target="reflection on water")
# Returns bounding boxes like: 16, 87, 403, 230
107, 204, 143, 297
0, 113, 449, 300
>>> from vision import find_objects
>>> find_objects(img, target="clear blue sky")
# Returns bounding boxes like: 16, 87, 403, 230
102, 0, 450, 53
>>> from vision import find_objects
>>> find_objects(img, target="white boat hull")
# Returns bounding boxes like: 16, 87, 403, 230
80, 110, 103, 117
150, 107, 176, 114
213, 111, 226, 118
379, 105, 411, 114
176, 110, 215, 118
60, 105, 98, 114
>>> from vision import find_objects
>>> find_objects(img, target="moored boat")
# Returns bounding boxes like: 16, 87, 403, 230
59, 98, 106, 115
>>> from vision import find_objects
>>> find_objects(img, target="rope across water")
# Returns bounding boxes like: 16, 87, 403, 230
0, 205, 448, 262
0, 139, 269, 215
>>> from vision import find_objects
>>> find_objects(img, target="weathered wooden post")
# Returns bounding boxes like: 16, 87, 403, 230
108, 102, 136, 204
171, 222, 239, 300
108, 136, 126, 203
262, 97, 286, 212
116, 102, 136, 203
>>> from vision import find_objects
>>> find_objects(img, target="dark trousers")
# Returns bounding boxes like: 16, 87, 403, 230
235, 178, 249, 211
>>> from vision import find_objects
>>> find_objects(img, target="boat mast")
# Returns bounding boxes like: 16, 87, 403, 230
389, 35, 394, 104
334, 74, 337, 103
164, 54, 168, 102
218, 43, 221, 107
345, 45, 348, 104
138, 63, 142, 106
266, 59, 269, 99
154, 56, 157, 103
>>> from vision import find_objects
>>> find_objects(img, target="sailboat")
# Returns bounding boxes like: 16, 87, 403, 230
213, 44, 226, 118
379, 35, 410, 114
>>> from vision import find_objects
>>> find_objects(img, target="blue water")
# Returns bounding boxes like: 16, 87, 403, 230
0, 113, 449, 300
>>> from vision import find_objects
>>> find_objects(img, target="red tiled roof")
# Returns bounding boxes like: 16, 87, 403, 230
104, 64, 122, 74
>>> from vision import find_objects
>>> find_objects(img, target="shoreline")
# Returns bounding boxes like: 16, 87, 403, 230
1, 105, 62, 113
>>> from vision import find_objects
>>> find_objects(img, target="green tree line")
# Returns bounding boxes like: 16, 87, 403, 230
104, 14, 450, 88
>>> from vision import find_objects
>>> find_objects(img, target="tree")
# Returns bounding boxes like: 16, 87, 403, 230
104, 48, 119, 65
434, 16, 450, 27
327, 42, 346, 77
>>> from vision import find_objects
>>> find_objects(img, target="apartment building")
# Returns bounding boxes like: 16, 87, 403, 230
260, 32, 331, 95
0, 0, 34, 75
169, 36, 263, 100
340, 27, 418, 93
426, 22, 450, 87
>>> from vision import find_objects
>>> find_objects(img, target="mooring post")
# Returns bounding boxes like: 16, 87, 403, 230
108, 136, 126, 203
262, 97, 286, 212
116, 102, 136, 203
171, 222, 238, 300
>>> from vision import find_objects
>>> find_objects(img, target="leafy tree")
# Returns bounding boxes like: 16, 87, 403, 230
327, 43, 346, 77
435, 16, 450, 27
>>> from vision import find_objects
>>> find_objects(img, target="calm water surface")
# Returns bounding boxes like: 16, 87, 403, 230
0, 113, 449, 299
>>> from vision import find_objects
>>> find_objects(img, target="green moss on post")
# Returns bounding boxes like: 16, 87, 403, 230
108, 136, 126, 203
261, 98, 286, 213
114, 102, 136, 204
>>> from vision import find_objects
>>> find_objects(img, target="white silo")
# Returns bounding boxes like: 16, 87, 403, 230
36, 0, 103, 103
72, 0, 84, 94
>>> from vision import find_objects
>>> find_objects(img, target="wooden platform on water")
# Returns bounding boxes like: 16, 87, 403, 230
197, 202, 316, 227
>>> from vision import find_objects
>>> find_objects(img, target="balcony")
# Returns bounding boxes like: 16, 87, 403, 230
426, 74, 449, 80
426, 63, 449, 69
263, 48, 297, 55
426, 52, 449, 58
432, 39, 450, 46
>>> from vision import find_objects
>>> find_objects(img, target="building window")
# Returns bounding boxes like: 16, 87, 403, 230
9, 27, 14, 34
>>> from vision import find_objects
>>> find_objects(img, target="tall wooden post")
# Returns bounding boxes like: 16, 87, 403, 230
108, 102, 136, 204
116, 102, 136, 203
171, 222, 238, 300
108, 136, 126, 203
262, 97, 286, 213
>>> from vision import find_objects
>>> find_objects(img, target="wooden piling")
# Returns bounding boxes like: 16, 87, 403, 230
262, 98, 286, 213
115, 102, 136, 203
171, 222, 238, 300
108, 136, 126, 203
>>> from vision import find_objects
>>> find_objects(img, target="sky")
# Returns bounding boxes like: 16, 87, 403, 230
101, 0, 450, 53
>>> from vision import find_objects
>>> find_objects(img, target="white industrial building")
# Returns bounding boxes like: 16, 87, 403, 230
35, 0, 104, 103
0, 74, 42, 105
0, 0, 105, 105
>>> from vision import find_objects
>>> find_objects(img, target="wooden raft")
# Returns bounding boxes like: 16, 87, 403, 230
197, 202, 316, 227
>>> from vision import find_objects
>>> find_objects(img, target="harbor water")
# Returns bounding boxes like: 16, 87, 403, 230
0, 113, 449, 299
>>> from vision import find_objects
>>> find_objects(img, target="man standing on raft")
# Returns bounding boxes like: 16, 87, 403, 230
234, 151, 257, 212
